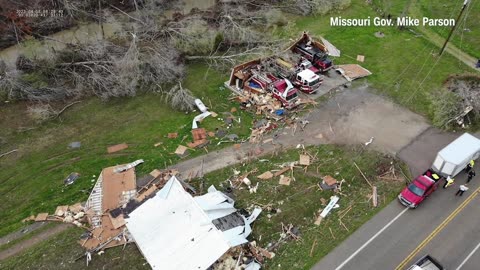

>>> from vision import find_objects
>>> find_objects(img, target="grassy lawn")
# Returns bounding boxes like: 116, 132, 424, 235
0, 145, 407, 269
0, 226, 149, 270
0, 63, 254, 238
418, 0, 480, 59
0, 223, 58, 254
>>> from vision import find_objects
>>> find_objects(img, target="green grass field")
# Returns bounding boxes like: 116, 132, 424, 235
0, 63, 254, 237
418, 0, 480, 59
0, 145, 407, 270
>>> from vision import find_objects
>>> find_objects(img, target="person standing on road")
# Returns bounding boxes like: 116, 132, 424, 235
444, 176, 454, 188
465, 160, 475, 173
456, 184, 469, 196
467, 169, 476, 183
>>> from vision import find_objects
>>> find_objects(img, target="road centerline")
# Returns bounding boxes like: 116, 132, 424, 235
334, 207, 409, 270
395, 186, 480, 270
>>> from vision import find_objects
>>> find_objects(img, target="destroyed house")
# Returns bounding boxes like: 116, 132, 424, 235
82, 164, 138, 250
227, 59, 263, 94
85, 165, 137, 228
125, 176, 261, 270
226, 32, 333, 96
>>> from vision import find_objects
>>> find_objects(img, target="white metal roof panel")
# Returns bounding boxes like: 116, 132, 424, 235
125, 177, 230, 270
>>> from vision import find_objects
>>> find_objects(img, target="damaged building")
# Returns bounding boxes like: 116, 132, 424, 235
225, 31, 370, 111
126, 176, 261, 270
28, 160, 261, 269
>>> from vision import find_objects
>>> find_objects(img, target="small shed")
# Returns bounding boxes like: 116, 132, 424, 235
431, 133, 480, 177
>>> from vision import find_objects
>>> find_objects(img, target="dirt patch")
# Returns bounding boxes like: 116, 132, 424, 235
0, 223, 70, 261
446, 74, 480, 114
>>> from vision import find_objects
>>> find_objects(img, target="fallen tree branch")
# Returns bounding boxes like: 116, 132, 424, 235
109, 4, 146, 26
55, 101, 82, 119
0, 149, 18, 158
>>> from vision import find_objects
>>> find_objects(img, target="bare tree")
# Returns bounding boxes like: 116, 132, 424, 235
164, 82, 195, 111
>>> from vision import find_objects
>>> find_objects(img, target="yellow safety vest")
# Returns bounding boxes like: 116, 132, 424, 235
470, 160, 475, 167
432, 174, 440, 180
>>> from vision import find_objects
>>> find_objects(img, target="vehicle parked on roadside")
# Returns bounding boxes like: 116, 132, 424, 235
398, 170, 442, 208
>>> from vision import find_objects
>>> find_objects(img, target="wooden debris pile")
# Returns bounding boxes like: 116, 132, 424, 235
25, 164, 180, 255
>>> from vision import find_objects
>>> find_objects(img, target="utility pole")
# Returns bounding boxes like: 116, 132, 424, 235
439, 0, 469, 55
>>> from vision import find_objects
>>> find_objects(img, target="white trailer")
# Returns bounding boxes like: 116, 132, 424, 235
431, 133, 480, 177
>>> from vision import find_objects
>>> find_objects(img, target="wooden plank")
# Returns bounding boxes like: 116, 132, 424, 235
109, 213, 126, 230
107, 143, 128, 154
274, 167, 291, 177
54, 205, 69, 216
323, 175, 338, 186
175, 145, 188, 155
372, 186, 378, 207
354, 162, 373, 187
35, 213, 48, 221
299, 154, 310, 166
257, 171, 273, 180
149, 169, 161, 178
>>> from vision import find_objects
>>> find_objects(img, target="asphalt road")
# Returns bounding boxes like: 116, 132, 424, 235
312, 164, 480, 270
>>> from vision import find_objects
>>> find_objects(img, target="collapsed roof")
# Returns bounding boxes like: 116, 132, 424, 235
125, 176, 261, 270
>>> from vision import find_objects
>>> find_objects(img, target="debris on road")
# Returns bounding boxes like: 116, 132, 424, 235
364, 136, 374, 146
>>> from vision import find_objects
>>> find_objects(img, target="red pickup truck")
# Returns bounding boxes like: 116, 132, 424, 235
398, 171, 442, 208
